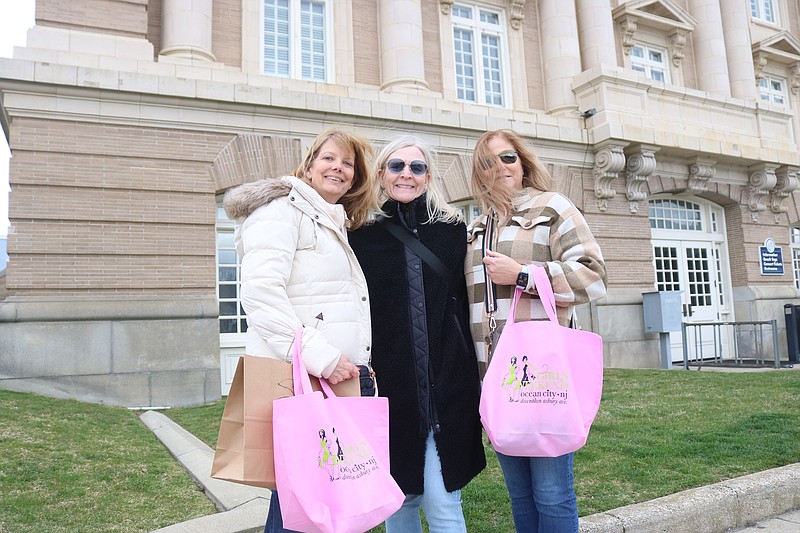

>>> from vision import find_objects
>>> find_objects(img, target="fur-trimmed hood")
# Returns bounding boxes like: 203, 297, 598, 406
223, 176, 294, 220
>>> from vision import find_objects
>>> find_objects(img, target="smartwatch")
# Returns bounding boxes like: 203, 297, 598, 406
515, 265, 529, 289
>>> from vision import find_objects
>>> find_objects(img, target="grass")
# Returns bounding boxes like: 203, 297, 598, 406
1, 369, 798, 532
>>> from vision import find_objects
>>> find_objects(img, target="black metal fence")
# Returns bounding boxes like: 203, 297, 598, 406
681, 320, 780, 369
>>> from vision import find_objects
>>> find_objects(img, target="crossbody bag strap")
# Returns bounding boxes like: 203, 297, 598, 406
379, 217, 458, 291
482, 211, 498, 337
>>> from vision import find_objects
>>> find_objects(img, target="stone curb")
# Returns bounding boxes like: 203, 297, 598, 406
139, 410, 270, 532
578, 463, 800, 532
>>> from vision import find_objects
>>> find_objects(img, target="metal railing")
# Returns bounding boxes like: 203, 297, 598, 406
681, 320, 780, 369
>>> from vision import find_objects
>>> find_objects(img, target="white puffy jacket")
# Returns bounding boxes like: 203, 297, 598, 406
223, 176, 372, 378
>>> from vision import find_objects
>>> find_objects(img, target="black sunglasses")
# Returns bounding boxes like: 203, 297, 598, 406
497, 151, 518, 164
386, 158, 428, 176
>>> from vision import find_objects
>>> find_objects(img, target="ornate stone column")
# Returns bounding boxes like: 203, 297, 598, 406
160, 0, 216, 61
688, 0, 731, 97
593, 141, 627, 212
719, 0, 758, 100
379, 0, 428, 90
539, 0, 582, 113
576, 0, 617, 70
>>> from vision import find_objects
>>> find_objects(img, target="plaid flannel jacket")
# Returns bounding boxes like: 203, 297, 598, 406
465, 189, 607, 372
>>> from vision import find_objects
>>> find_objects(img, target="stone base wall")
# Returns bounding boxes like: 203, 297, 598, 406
0, 296, 220, 407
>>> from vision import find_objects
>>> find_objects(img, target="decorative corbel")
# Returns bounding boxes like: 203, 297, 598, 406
508, 0, 526, 30
669, 30, 687, 68
791, 63, 800, 95
620, 16, 637, 55
440, 0, 454, 14
771, 166, 799, 223
593, 143, 627, 212
753, 51, 768, 80
749, 164, 779, 222
687, 157, 716, 192
625, 145, 659, 213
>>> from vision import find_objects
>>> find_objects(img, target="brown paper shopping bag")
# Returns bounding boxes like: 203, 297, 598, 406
211, 355, 359, 489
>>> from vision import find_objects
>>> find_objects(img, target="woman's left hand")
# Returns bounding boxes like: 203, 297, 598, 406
483, 250, 523, 286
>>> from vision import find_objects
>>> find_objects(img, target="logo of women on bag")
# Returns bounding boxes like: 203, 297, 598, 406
317, 427, 379, 482
501, 355, 570, 404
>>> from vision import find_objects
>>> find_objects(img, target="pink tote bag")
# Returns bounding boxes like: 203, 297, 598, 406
479, 265, 604, 457
273, 327, 404, 533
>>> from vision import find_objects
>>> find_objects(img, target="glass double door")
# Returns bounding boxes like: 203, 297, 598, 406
652, 240, 727, 362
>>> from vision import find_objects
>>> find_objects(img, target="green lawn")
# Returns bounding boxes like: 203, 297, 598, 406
1, 369, 798, 532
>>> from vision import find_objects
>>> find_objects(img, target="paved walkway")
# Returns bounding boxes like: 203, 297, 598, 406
139, 410, 800, 533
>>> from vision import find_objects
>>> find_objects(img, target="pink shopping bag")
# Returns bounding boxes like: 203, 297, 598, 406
273, 327, 405, 533
479, 265, 604, 457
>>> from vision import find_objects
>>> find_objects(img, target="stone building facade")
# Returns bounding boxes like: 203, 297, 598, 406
1, 0, 799, 407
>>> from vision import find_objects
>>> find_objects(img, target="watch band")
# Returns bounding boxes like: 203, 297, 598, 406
516, 265, 529, 289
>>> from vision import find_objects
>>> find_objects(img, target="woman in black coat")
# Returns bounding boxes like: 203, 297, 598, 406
349, 135, 485, 533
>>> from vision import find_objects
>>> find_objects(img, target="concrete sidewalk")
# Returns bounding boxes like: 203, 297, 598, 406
140, 410, 800, 533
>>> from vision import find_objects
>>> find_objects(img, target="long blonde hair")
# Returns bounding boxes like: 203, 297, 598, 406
374, 135, 461, 224
470, 129, 553, 215
293, 128, 379, 229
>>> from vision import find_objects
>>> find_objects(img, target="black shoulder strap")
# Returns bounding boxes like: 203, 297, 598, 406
378, 217, 458, 291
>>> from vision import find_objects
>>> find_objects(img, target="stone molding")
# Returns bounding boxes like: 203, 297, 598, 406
771, 166, 799, 223
748, 164, 779, 222
593, 142, 627, 212
687, 157, 717, 193
625, 145, 659, 213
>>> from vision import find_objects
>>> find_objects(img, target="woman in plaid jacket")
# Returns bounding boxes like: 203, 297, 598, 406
465, 129, 607, 533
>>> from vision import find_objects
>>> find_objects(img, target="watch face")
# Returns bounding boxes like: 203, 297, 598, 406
516, 271, 529, 288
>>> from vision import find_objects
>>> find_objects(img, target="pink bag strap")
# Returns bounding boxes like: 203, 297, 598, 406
291, 326, 313, 395
291, 325, 339, 398
508, 264, 558, 325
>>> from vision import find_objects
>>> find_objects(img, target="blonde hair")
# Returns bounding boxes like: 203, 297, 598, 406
374, 135, 461, 225
292, 128, 379, 229
470, 129, 553, 215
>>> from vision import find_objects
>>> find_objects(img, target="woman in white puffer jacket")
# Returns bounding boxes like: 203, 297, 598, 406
222, 128, 379, 533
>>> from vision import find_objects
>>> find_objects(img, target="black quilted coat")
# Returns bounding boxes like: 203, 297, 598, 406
348, 197, 486, 494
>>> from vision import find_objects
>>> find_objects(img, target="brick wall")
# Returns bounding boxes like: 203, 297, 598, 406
37, 0, 149, 38
353, 0, 380, 87
522, 1, 545, 111
6, 117, 234, 296
213, 0, 242, 67
421, 0, 443, 94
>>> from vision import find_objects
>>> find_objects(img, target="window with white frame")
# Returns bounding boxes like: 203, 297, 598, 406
751, 0, 777, 24
758, 75, 786, 105
451, 3, 507, 106
791, 227, 800, 288
262, 0, 329, 81
630, 43, 669, 83
217, 206, 248, 335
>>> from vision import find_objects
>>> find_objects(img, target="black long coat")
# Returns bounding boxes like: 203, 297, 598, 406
349, 198, 486, 494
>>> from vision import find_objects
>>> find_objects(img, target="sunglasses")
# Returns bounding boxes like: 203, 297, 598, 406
386, 158, 428, 176
497, 151, 518, 164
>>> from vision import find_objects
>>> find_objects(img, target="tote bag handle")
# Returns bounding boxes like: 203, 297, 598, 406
508, 264, 557, 325
291, 325, 339, 398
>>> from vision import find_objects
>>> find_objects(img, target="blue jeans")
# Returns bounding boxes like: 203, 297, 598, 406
495, 451, 579, 533
384, 431, 467, 533
264, 490, 298, 533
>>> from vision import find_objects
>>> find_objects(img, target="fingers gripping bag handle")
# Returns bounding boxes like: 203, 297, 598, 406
507, 264, 557, 325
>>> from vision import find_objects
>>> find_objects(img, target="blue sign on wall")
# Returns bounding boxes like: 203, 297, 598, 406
759, 238, 784, 275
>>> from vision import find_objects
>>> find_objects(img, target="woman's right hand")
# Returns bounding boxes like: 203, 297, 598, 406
327, 355, 360, 384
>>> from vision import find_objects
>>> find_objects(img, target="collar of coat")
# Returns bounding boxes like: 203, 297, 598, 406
223, 175, 349, 230
466, 188, 556, 243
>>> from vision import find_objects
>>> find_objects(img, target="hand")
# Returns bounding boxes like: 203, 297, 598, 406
483, 250, 524, 286
327, 355, 360, 384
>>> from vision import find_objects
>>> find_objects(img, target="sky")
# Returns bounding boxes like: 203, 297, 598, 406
0, 0, 36, 236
